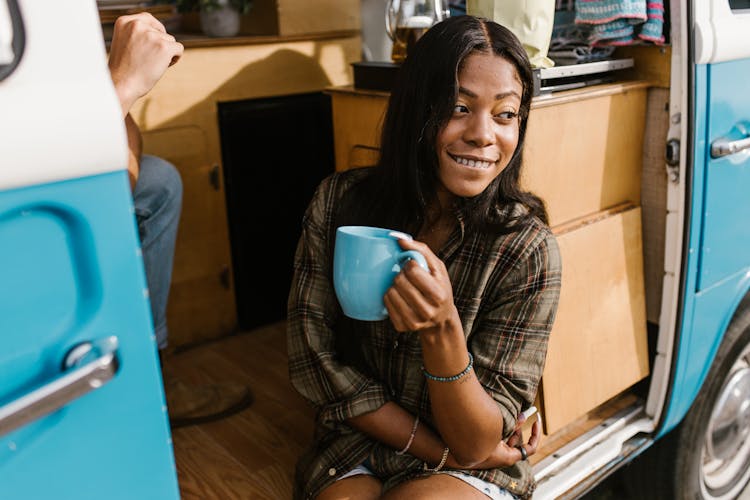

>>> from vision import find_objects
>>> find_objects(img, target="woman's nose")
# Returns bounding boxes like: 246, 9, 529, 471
464, 113, 495, 147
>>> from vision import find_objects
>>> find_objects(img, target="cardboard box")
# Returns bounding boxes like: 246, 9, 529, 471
240, 0, 360, 36
539, 204, 650, 434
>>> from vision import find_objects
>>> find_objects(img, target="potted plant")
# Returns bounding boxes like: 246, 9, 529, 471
175, 0, 253, 37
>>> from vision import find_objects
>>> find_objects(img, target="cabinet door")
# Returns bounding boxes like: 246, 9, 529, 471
541, 206, 649, 433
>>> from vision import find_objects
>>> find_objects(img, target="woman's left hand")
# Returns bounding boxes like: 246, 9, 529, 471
384, 237, 459, 333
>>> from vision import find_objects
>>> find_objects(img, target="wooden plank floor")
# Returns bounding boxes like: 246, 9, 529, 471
162, 321, 639, 498
162, 321, 314, 499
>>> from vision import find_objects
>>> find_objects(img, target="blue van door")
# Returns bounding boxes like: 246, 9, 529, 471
0, 0, 180, 497
696, 4, 750, 292
0, 173, 180, 500
659, 2, 750, 498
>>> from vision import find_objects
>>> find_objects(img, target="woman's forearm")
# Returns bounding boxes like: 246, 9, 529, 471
419, 316, 506, 466
346, 401, 450, 467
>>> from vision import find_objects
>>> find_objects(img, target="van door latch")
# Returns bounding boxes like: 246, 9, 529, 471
665, 139, 680, 182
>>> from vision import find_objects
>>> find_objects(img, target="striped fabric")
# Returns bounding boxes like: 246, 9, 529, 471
287, 168, 562, 499
575, 0, 665, 46
639, 1, 666, 43
575, 0, 647, 24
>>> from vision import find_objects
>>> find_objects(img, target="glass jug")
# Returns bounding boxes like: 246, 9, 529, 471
386, 0, 449, 63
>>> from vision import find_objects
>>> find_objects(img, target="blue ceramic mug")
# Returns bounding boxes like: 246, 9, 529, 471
333, 226, 429, 321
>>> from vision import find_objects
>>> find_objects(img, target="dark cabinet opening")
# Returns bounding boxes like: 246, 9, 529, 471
218, 92, 335, 331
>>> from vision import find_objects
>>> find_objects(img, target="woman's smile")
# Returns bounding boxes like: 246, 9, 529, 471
447, 152, 497, 169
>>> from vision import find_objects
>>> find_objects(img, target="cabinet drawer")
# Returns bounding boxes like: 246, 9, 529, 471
522, 86, 648, 226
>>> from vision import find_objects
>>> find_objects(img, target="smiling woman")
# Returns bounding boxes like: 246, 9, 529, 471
286, 14, 560, 500
434, 53, 523, 200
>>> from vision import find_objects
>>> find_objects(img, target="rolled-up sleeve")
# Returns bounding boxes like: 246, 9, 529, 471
286, 175, 389, 426
470, 230, 562, 438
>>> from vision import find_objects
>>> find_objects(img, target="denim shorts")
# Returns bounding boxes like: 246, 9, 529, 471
338, 463, 518, 500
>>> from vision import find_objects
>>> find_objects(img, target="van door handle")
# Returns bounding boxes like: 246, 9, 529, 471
0, 336, 119, 437
711, 136, 750, 158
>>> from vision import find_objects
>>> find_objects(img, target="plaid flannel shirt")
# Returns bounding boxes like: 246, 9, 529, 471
287, 168, 561, 499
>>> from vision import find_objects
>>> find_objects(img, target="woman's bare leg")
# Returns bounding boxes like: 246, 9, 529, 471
381, 474, 489, 500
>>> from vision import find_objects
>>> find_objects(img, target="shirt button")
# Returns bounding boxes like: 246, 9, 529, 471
328, 467, 337, 476
390, 388, 396, 397
393, 340, 399, 349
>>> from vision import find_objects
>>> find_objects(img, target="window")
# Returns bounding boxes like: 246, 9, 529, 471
0, 0, 23, 81
729, 0, 750, 11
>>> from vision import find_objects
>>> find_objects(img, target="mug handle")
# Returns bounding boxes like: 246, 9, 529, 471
398, 250, 429, 271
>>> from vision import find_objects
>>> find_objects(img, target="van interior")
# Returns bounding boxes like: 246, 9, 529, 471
110, 0, 679, 497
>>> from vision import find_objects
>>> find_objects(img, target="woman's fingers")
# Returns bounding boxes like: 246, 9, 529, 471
396, 237, 440, 271
524, 419, 542, 455
505, 427, 523, 448
391, 238, 456, 330
384, 285, 422, 332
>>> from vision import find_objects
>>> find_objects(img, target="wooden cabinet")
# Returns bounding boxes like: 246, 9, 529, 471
328, 81, 651, 433
543, 205, 649, 433
133, 33, 361, 347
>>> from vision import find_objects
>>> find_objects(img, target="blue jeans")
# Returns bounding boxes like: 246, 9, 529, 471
133, 154, 182, 349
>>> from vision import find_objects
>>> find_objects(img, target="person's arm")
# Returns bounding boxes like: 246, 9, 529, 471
107, 12, 183, 190
386, 230, 561, 467
287, 175, 393, 424
124, 113, 142, 190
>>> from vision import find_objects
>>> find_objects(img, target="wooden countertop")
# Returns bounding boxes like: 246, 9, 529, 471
106, 29, 360, 50
327, 79, 653, 108
173, 29, 361, 49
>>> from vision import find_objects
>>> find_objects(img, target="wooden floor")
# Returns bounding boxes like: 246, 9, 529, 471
163, 321, 314, 499
163, 321, 638, 499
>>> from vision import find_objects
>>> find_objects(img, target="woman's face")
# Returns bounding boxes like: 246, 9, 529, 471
435, 52, 523, 200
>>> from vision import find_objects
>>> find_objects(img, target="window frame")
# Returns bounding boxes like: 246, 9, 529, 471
0, 0, 25, 81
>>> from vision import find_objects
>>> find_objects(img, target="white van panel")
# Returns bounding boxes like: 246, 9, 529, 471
0, 0, 127, 191
695, 0, 750, 63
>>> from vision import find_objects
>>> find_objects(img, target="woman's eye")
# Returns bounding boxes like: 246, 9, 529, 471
453, 104, 469, 114
496, 111, 518, 120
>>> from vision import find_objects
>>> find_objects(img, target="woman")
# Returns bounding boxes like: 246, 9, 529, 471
287, 15, 561, 500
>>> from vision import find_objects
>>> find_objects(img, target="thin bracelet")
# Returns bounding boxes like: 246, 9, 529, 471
395, 415, 420, 455
423, 446, 450, 472
422, 353, 474, 382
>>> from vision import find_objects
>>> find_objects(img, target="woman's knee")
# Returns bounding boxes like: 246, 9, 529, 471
381, 475, 488, 500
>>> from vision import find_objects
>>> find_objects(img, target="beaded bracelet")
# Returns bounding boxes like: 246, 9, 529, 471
423, 446, 450, 472
422, 353, 474, 382
395, 415, 420, 455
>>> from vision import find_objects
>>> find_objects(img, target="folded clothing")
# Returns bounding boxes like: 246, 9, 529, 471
575, 0, 665, 46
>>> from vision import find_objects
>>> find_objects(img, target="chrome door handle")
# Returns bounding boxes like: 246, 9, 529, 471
0, 336, 119, 437
711, 136, 750, 158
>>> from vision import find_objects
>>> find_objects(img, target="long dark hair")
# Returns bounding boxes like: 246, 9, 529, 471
337, 15, 548, 235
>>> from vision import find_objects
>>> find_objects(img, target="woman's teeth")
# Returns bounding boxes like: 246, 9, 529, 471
451, 154, 493, 169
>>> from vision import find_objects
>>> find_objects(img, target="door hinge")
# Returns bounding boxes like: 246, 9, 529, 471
665, 138, 680, 183
209, 164, 221, 191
